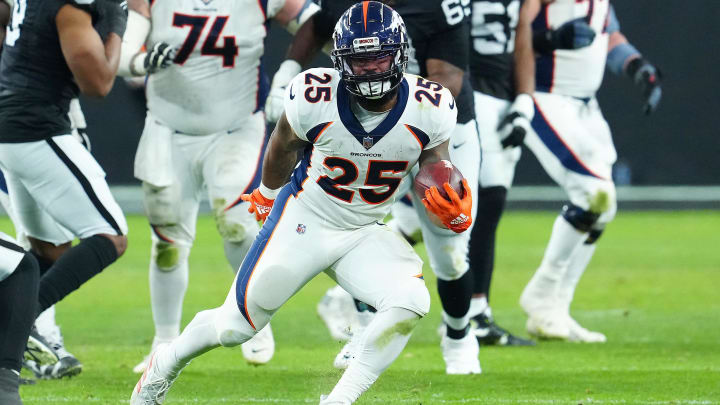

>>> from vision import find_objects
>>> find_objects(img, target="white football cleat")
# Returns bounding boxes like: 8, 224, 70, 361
317, 286, 356, 341
133, 355, 151, 375
131, 344, 181, 405
241, 324, 275, 365
566, 316, 606, 343
441, 332, 481, 375
525, 310, 571, 340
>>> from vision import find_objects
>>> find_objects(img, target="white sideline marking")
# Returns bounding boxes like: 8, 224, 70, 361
23, 397, 719, 404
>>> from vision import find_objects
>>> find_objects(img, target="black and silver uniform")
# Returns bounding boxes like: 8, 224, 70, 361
314, 0, 476, 124
0, 0, 95, 142
469, 0, 523, 101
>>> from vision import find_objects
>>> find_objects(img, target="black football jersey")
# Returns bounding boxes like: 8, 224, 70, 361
314, 0, 476, 124
469, 0, 523, 101
0, 0, 96, 142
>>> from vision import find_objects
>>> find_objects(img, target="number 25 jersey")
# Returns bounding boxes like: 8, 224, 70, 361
284, 68, 456, 229
146, 0, 285, 134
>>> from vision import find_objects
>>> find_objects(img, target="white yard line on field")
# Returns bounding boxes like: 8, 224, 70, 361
22, 396, 720, 404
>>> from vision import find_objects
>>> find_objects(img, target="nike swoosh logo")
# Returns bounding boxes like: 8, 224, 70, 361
289, 84, 295, 100
251, 348, 266, 353
449, 99, 455, 109
452, 141, 466, 149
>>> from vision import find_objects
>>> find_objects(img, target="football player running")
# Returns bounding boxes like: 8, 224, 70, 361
130, 3, 472, 404
0, 0, 130, 378
0, 0, 88, 380
266, 0, 484, 375
513, 0, 662, 342
463, 0, 565, 348
117, 0, 319, 371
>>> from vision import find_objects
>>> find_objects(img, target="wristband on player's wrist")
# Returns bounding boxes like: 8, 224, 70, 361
259, 183, 281, 199
129, 52, 147, 76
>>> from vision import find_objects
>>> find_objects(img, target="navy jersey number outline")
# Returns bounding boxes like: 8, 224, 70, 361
172, 13, 239, 67
304, 73, 333, 103
318, 158, 408, 204
414, 77, 443, 107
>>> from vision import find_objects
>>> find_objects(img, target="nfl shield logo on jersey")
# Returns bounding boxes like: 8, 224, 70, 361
296, 224, 306, 235
362, 136, 374, 150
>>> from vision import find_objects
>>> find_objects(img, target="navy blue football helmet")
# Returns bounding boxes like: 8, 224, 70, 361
332, 1, 408, 99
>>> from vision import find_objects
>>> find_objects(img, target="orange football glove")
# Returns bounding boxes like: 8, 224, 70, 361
240, 189, 275, 222
421, 179, 473, 234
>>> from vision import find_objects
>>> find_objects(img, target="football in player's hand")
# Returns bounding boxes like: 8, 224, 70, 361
414, 159, 465, 201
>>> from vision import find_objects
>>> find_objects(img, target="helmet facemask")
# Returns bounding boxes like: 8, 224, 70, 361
335, 46, 407, 99
332, 2, 409, 100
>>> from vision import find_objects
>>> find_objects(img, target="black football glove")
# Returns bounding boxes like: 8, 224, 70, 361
94, 0, 128, 40
498, 94, 534, 149
534, 17, 596, 54
626, 57, 662, 115
145, 43, 176, 74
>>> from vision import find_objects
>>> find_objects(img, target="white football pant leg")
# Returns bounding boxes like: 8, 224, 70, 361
326, 222, 429, 403
474, 91, 521, 189
204, 112, 266, 272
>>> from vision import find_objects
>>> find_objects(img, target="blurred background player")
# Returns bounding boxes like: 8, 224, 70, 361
265, 0, 484, 374
118, 0, 319, 371
0, 233, 41, 405
131, 3, 472, 403
513, 0, 662, 342
0, 0, 87, 381
465, 0, 595, 347
0, 0, 129, 377
0, 0, 84, 380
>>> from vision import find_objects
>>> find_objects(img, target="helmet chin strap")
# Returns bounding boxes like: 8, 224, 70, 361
358, 80, 392, 99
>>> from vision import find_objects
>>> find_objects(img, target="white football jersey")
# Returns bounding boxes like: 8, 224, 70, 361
284, 68, 456, 229
534, 0, 611, 98
146, 0, 286, 134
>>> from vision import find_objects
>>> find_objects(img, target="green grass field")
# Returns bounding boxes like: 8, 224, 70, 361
8, 211, 720, 404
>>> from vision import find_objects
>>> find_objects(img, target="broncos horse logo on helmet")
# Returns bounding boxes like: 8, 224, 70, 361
332, 1, 408, 99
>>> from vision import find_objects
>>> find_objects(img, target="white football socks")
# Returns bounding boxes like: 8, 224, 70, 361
35, 305, 62, 345
324, 307, 419, 404
522, 215, 587, 312
558, 242, 597, 313
149, 243, 190, 342
469, 296, 489, 319
442, 310, 470, 335
161, 309, 222, 376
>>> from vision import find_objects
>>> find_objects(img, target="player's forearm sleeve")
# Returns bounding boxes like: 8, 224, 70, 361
607, 42, 640, 76
117, 10, 151, 77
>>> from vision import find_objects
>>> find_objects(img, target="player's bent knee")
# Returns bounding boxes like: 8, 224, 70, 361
151, 241, 190, 272
598, 199, 617, 225
27, 238, 71, 262
561, 204, 600, 233
378, 281, 431, 318
585, 228, 605, 244
213, 308, 257, 348
103, 234, 128, 257
214, 207, 257, 243
428, 239, 470, 281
